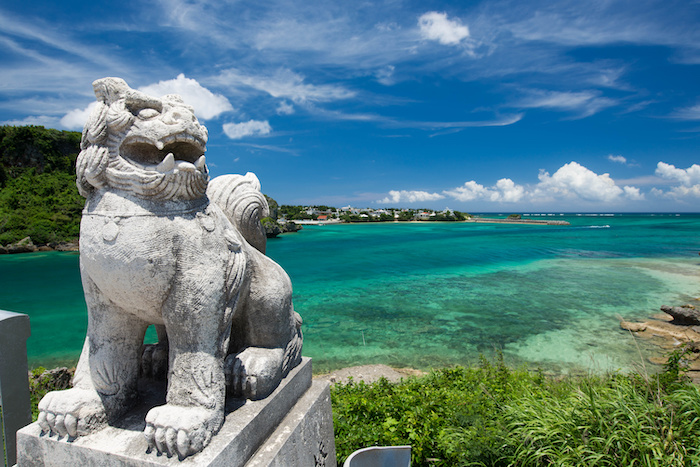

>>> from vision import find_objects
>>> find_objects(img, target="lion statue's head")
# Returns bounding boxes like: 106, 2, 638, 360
76, 77, 210, 201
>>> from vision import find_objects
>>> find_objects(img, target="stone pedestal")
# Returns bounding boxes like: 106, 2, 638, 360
17, 358, 336, 466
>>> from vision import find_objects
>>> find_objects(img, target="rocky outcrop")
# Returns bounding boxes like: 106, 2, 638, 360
264, 221, 282, 238
4, 236, 38, 254
263, 220, 302, 238
620, 301, 700, 382
660, 304, 700, 325
0, 237, 79, 254
281, 221, 302, 233
29, 367, 74, 391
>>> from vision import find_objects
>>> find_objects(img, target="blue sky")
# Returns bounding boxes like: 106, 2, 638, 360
1, 0, 699, 211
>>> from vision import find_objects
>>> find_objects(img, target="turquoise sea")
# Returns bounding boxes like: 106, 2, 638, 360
1, 214, 698, 374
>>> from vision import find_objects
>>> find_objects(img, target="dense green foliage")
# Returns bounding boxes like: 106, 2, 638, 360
331, 349, 700, 466
0, 126, 83, 245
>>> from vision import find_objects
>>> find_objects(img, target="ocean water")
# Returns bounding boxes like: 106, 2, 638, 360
1, 214, 698, 374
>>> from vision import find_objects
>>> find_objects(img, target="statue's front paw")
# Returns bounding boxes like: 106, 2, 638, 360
144, 405, 223, 459
37, 388, 107, 438
225, 347, 284, 400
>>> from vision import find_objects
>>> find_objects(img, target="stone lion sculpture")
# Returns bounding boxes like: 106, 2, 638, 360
37, 77, 303, 459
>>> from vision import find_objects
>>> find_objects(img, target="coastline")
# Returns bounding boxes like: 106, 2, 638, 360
465, 218, 570, 226
291, 217, 570, 226
0, 238, 78, 255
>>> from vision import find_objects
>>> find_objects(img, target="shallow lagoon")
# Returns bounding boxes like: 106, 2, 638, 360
1, 213, 698, 373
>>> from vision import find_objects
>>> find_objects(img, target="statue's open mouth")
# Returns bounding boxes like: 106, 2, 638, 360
119, 133, 207, 173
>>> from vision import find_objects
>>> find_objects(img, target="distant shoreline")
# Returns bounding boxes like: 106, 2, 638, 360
290, 217, 570, 226
465, 218, 570, 226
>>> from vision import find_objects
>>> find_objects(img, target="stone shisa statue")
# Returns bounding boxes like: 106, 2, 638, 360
36, 78, 303, 460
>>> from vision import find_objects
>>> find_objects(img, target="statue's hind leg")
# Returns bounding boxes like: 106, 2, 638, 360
226, 250, 303, 401
38, 276, 147, 438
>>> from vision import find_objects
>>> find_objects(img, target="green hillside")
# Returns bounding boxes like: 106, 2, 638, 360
0, 126, 84, 246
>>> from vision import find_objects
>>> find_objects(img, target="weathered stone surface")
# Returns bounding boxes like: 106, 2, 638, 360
19, 359, 335, 466
34, 78, 304, 459
246, 377, 336, 467
661, 304, 700, 325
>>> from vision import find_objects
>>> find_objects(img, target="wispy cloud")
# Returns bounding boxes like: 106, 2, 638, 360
391, 113, 524, 130
671, 104, 700, 121
230, 143, 299, 156
212, 68, 356, 104
607, 154, 627, 164
516, 90, 616, 118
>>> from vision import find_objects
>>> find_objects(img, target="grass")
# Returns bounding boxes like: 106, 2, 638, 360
331, 348, 700, 466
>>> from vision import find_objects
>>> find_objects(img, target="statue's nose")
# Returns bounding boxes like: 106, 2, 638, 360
161, 108, 183, 125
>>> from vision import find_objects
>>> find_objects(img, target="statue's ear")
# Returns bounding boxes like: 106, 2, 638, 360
92, 77, 130, 105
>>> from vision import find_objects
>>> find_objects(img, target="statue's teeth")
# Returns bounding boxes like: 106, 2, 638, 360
157, 153, 175, 172
156, 141, 164, 150
195, 155, 206, 171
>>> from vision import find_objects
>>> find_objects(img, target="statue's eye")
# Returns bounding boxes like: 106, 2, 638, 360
138, 108, 160, 119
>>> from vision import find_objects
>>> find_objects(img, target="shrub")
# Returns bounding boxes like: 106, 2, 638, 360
331, 351, 700, 466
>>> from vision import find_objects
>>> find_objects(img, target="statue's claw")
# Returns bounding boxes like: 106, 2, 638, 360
225, 347, 284, 400
37, 387, 107, 439
145, 405, 221, 459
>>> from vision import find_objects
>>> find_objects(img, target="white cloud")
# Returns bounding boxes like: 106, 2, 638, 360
276, 101, 295, 115
608, 154, 627, 164
443, 178, 525, 202
656, 162, 700, 186
534, 161, 623, 202
379, 190, 445, 204
223, 120, 272, 139
493, 178, 525, 202
138, 74, 233, 120
418, 12, 470, 46
383, 162, 658, 208
655, 162, 700, 198
443, 181, 490, 201
623, 186, 645, 200
60, 101, 97, 130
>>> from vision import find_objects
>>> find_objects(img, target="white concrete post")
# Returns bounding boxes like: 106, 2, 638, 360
0, 310, 31, 466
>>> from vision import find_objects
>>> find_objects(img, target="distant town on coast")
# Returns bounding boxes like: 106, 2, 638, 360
263, 202, 570, 237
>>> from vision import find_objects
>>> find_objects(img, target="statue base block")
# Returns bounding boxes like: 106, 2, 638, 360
17, 358, 336, 466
